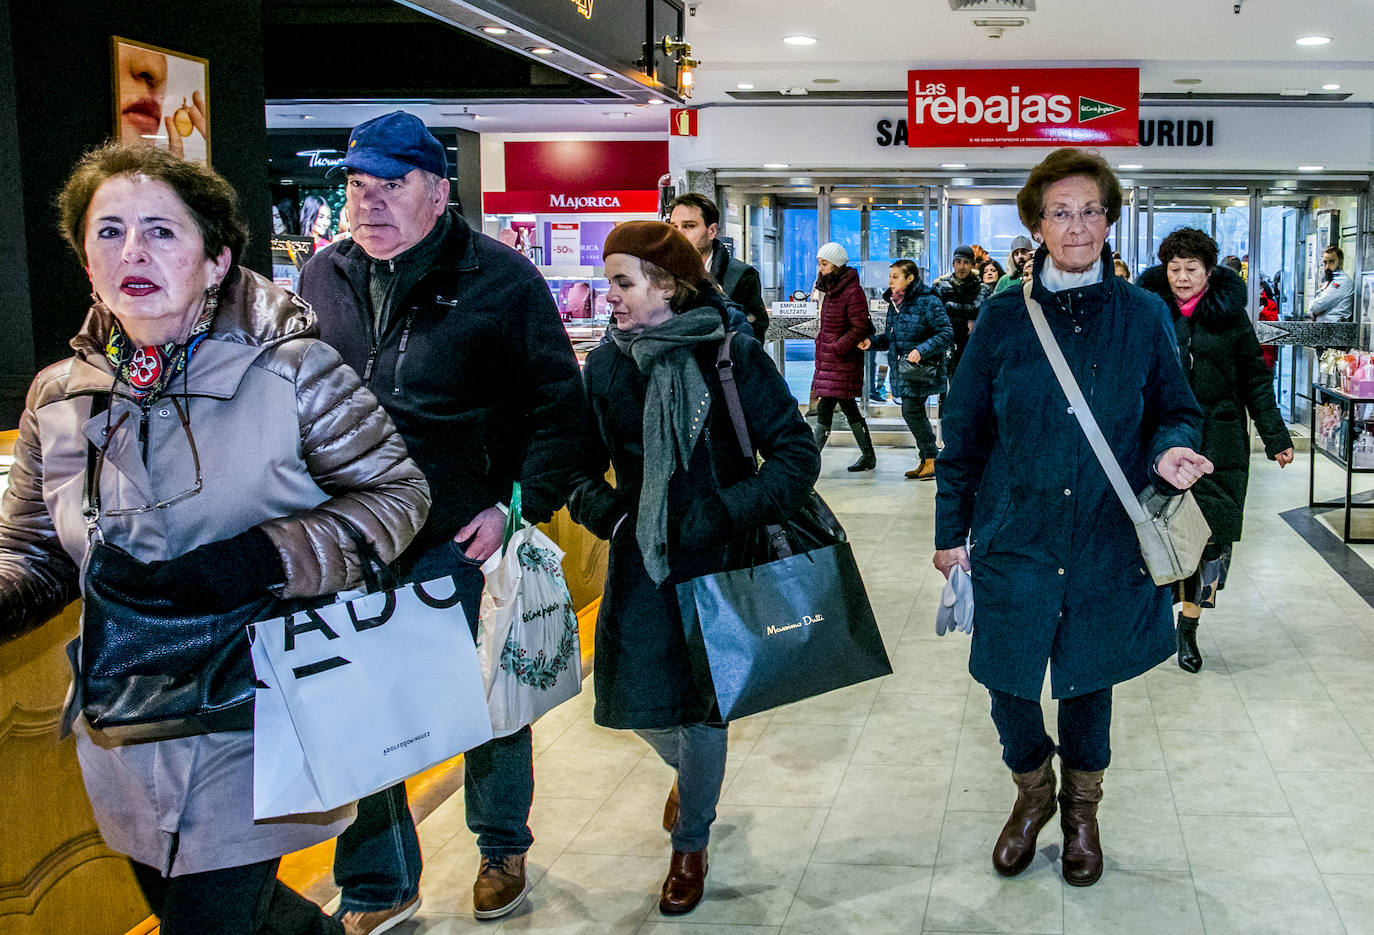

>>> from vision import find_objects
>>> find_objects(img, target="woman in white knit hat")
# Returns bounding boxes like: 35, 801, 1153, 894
809, 242, 877, 470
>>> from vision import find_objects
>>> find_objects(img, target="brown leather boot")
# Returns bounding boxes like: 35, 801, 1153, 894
1059, 768, 1105, 886
905, 458, 936, 480
992, 752, 1057, 877
663, 780, 680, 833
659, 848, 708, 915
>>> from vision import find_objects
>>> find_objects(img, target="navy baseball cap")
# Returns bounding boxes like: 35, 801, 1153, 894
338, 111, 447, 179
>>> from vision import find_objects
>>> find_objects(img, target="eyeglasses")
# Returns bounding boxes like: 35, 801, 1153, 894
91, 395, 202, 518
1040, 206, 1108, 227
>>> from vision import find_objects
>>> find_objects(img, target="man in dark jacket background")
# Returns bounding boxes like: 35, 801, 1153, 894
934, 243, 991, 377
298, 111, 583, 931
668, 192, 770, 342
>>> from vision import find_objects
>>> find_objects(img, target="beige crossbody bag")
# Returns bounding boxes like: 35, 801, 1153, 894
1023, 282, 1210, 586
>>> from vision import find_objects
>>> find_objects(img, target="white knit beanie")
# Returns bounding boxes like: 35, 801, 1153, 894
817, 242, 848, 267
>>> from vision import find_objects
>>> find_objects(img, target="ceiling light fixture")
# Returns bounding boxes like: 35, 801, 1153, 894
481, 26, 508, 35
1298, 165, 1325, 171
782, 35, 818, 45
940, 163, 967, 169
736, 82, 755, 90
528, 46, 555, 55
1296, 35, 1332, 46
646, 99, 664, 105
1118, 163, 1143, 169
587, 71, 608, 79
1323, 83, 1341, 90
764, 163, 790, 169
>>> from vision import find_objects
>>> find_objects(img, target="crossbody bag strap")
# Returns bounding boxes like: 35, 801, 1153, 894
82, 393, 112, 543
714, 334, 793, 558
1022, 281, 1148, 525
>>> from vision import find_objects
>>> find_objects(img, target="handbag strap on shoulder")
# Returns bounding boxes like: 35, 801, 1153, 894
1022, 281, 1147, 524
715, 334, 793, 558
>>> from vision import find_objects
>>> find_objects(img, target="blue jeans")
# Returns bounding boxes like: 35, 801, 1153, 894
987, 687, 1113, 773
634, 723, 728, 853
333, 540, 535, 913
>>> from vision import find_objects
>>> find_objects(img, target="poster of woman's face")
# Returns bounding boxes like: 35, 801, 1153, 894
112, 37, 210, 165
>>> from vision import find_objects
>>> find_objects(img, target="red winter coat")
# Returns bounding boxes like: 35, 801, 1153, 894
810, 266, 872, 399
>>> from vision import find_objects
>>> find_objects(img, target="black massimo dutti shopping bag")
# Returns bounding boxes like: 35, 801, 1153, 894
676, 336, 892, 721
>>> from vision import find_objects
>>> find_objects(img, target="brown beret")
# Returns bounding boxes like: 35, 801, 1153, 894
602, 220, 708, 285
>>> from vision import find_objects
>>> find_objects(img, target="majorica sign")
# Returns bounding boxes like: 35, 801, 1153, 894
906, 68, 1139, 147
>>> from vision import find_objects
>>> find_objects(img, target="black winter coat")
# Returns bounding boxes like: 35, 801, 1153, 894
933, 272, 990, 373
299, 209, 584, 562
708, 241, 770, 342
568, 325, 819, 729
1136, 264, 1292, 543
935, 246, 1203, 700
871, 276, 953, 389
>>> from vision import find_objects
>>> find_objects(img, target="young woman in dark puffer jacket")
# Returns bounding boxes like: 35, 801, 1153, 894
870, 260, 952, 479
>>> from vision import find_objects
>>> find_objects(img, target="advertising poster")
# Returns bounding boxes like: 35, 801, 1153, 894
112, 37, 209, 165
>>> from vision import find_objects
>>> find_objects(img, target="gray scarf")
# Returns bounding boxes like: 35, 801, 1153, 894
609, 307, 726, 585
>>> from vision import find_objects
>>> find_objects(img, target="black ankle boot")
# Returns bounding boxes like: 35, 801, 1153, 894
847, 421, 876, 472
812, 424, 831, 452
1176, 613, 1202, 673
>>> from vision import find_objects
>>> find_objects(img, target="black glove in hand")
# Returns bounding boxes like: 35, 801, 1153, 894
148, 526, 286, 614
677, 493, 731, 550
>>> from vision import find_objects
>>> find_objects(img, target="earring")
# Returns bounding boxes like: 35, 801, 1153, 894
91, 290, 102, 306
203, 283, 220, 315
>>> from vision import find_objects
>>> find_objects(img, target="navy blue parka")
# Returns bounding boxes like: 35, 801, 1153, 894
934, 246, 1203, 700
870, 273, 953, 389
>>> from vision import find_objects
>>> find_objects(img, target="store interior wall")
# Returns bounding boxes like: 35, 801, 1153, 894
0, 0, 271, 427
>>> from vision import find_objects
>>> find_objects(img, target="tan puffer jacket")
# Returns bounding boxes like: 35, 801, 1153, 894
0, 266, 432, 875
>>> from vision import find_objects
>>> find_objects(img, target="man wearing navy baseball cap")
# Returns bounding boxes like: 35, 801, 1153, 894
300, 110, 584, 931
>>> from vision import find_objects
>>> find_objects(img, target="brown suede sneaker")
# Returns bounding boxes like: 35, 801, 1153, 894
473, 853, 529, 920
340, 895, 421, 935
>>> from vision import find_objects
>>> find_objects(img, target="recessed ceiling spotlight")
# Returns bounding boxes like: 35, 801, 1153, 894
1323, 83, 1341, 90
587, 71, 608, 79
940, 163, 967, 169
763, 163, 790, 168
1118, 164, 1144, 169
1296, 35, 1332, 46
481, 26, 508, 35
736, 82, 755, 90
782, 35, 818, 45
1298, 165, 1325, 171
528, 46, 555, 55
1173, 78, 1202, 85
646, 99, 664, 105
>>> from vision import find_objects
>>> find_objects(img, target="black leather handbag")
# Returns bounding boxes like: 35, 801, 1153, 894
77, 393, 291, 742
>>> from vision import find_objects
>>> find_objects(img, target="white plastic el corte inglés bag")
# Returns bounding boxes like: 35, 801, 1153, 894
476, 484, 582, 736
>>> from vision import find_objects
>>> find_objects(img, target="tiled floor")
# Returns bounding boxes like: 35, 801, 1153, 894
395, 450, 1374, 934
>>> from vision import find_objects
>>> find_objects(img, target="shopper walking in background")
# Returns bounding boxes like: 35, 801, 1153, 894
667, 192, 770, 342
810, 242, 878, 471
0, 142, 431, 935
994, 236, 1036, 294
300, 111, 584, 931
1138, 228, 1294, 674
870, 259, 951, 480
568, 221, 818, 916
979, 258, 1005, 290
934, 244, 990, 377
934, 148, 1208, 888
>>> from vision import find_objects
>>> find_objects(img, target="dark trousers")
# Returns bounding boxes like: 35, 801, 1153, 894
131, 859, 343, 935
987, 686, 1113, 773
899, 383, 940, 459
814, 396, 865, 430
333, 540, 535, 913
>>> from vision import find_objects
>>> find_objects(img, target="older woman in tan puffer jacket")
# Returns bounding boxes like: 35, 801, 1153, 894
0, 143, 430, 935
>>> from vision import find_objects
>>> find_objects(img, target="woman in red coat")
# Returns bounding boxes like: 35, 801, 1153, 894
810, 242, 877, 471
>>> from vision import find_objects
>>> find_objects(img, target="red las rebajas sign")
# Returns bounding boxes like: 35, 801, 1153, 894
906, 68, 1138, 147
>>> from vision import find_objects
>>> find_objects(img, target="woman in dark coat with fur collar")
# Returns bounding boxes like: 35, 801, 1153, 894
1137, 228, 1293, 674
